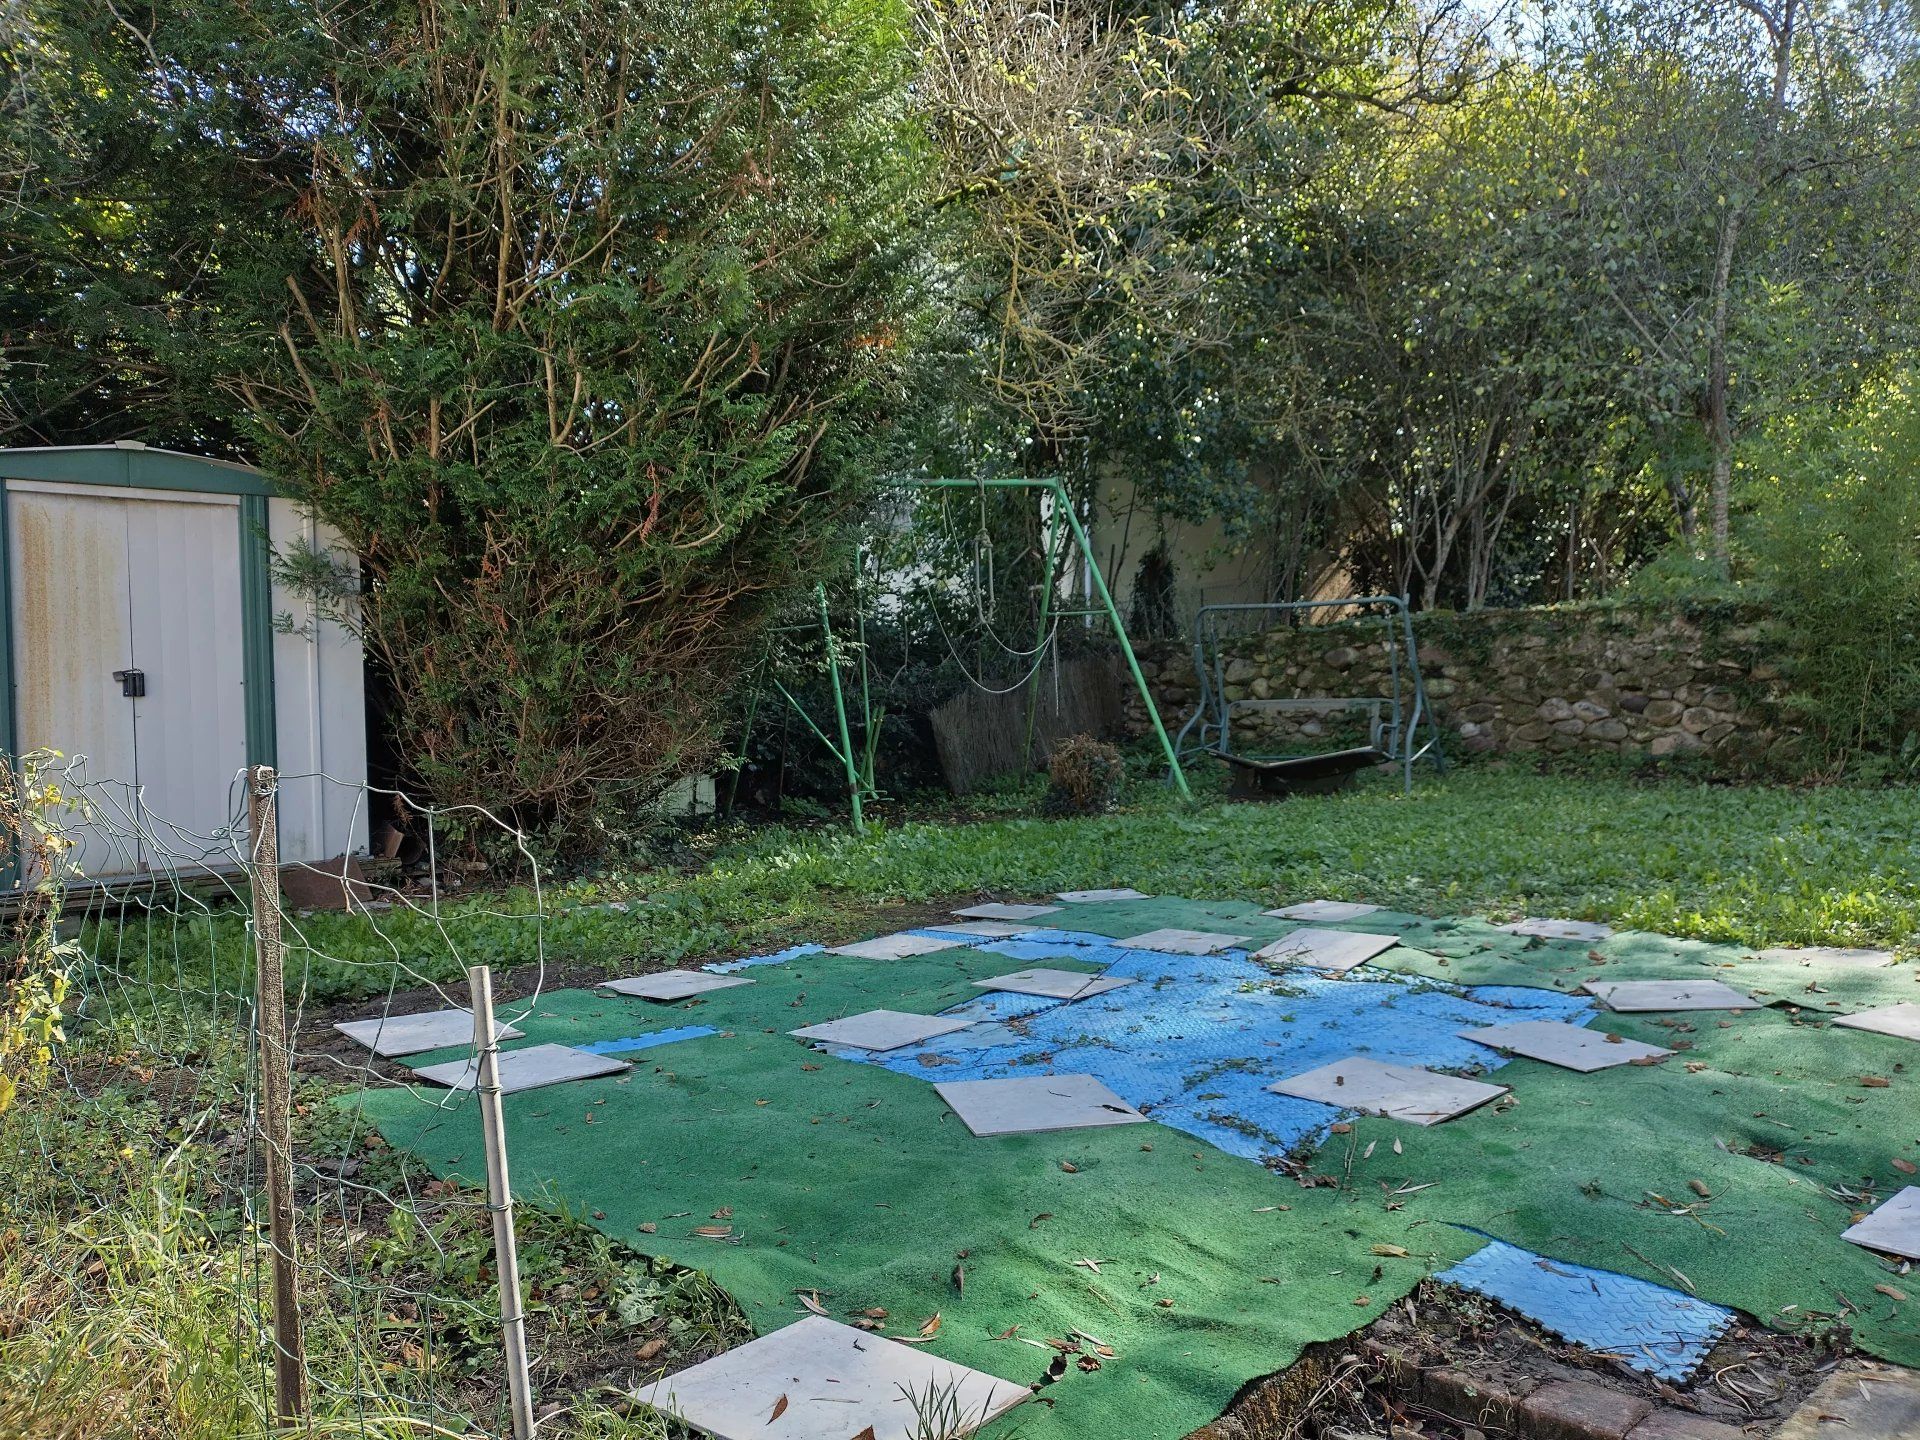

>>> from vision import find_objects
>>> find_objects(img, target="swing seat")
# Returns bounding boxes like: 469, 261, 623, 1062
1213, 745, 1390, 800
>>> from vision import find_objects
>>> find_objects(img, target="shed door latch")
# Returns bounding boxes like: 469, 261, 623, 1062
112, 668, 146, 698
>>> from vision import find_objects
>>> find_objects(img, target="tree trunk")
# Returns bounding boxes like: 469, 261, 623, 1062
1704, 205, 1744, 577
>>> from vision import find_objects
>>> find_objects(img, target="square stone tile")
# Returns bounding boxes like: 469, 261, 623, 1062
1772, 1361, 1920, 1440
1496, 917, 1615, 941
335, 1007, 523, 1058
971, 968, 1136, 1000
826, 932, 964, 960
633, 1316, 1026, 1440
934, 1074, 1148, 1137
788, 1010, 975, 1052
1264, 900, 1383, 922
931, 920, 1034, 938
1253, 927, 1398, 974
1759, 945, 1896, 968
1833, 1002, 1920, 1043
1582, 979, 1756, 1013
951, 902, 1062, 921
1117, 927, 1253, 955
1055, 887, 1149, 902
411, 1043, 630, 1094
1460, 1020, 1672, 1072
602, 971, 755, 1002
1267, 1055, 1508, 1126
1842, 1185, 1920, 1260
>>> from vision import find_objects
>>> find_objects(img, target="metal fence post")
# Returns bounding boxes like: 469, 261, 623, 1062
246, 764, 307, 1427
470, 964, 536, 1440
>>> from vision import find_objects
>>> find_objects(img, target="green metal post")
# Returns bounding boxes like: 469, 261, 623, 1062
1046, 482, 1192, 800
1021, 501, 1059, 767
817, 582, 865, 833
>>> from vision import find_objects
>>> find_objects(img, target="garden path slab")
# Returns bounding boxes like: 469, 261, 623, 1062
1842, 1186, 1920, 1260
952, 902, 1061, 921
602, 971, 754, 1002
633, 1315, 1026, 1440
1582, 979, 1757, 1012
1253, 927, 1398, 974
1497, 917, 1615, 941
931, 920, 1034, 938
1832, 1003, 1920, 1043
1056, 887, 1149, 902
970, 968, 1135, 1000
1267, 1055, 1508, 1125
788, 1010, 975, 1053
1117, 927, 1253, 955
410, 1042, 629, 1094
828, 933, 964, 960
1264, 900, 1382, 922
1759, 945, 1896, 968
934, 1073, 1148, 1137
1459, 1020, 1671, 1072
335, 1007, 521, 1057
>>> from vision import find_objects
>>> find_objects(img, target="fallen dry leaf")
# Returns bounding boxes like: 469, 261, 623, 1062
1688, 1179, 1711, 1198
1861, 1076, 1892, 1088
634, 1338, 666, 1363
797, 1292, 829, 1317
636, 1222, 657, 1234
919, 1312, 942, 1338
769, 1393, 788, 1423
1876, 1284, 1908, 1302
1059, 1161, 1079, 1173
1371, 1244, 1410, 1258
1895, 1158, 1917, 1175
692, 1225, 732, 1239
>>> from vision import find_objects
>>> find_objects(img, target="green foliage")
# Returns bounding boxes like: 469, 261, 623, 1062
0, 752, 80, 1115
1748, 374, 1920, 771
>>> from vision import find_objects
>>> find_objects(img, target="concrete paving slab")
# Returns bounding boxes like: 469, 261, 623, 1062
788, 1010, 975, 1053
1055, 887, 1149, 902
1581, 979, 1757, 1012
335, 1007, 522, 1058
1758, 944, 1896, 968
951, 902, 1062, 921
633, 1315, 1027, 1440
1117, 927, 1254, 955
602, 971, 754, 1002
1833, 1001, 1920, 1043
1459, 1020, 1672, 1072
1496, 917, 1615, 941
410, 1043, 630, 1094
971, 968, 1136, 1000
1770, 1362, 1920, 1440
1253, 927, 1398, 974
934, 1073, 1149, 1137
1267, 1055, 1508, 1126
1264, 900, 1383, 922
929, 920, 1034, 938
1842, 1185, 1920, 1260
827, 932, 964, 960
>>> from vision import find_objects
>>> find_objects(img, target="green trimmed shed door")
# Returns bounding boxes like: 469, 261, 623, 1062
9, 482, 250, 875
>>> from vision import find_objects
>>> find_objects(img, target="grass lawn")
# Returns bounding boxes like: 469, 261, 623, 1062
8, 762, 1918, 1438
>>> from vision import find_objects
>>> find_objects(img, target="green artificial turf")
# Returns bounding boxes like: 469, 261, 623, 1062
354, 900, 1920, 1439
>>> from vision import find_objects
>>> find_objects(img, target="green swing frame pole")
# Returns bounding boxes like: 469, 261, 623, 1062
891, 477, 1193, 801
816, 581, 866, 833
1021, 499, 1058, 767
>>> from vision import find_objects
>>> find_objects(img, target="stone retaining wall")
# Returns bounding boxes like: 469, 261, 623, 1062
1128, 603, 1799, 769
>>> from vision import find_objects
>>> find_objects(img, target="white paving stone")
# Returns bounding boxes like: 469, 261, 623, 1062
971, 968, 1136, 1000
1054, 887, 1150, 902
1117, 927, 1253, 955
410, 1043, 630, 1094
1459, 1020, 1672, 1072
1263, 900, 1383, 923
335, 1007, 522, 1058
826, 932, 964, 960
1842, 1186, 1920, 1261
930, 920, 1034, 938
1582, 978, 1757, 1012
633, 1316, 1026, 1440
1833, 1002, 1920, 1044
935, 1073, 1148, 1137
1759, 945, 1896, 968
602, 971, 754, 1002
1496, 917, 1615, 941
1267, 1056, 1508, 1126
1253, 927, 1398, 974
788, 1010, 975, 1052
951, 902, 1062, 921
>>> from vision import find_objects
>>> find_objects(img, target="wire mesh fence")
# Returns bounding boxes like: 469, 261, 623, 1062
0, 753, 609, 1438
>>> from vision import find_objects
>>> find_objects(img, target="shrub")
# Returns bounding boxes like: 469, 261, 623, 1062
1043, 735, 1125, 815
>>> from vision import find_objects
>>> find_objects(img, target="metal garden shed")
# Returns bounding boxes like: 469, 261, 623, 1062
0, 442, 367, 878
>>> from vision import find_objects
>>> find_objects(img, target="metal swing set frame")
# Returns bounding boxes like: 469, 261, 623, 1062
1173, 595, 1446, 796
734, 476, 1192, 831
